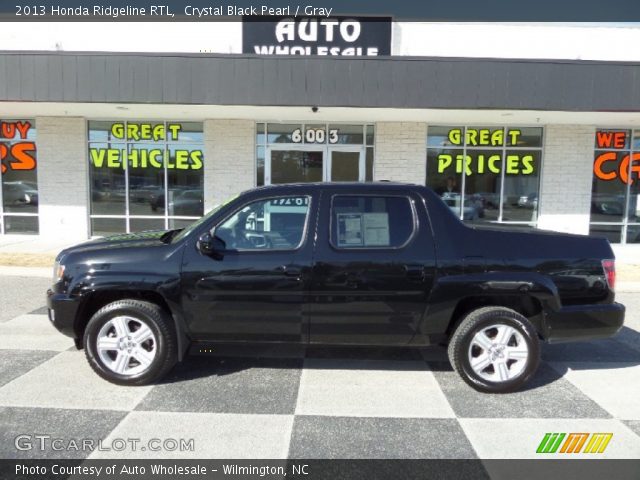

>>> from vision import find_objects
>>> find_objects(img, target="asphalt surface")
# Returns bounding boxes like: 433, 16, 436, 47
0, 275, 638, 462
0, 275, 50, 323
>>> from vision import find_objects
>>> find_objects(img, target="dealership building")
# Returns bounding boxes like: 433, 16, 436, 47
0, 21, 639, 248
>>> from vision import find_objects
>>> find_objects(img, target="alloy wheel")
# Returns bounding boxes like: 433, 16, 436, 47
96, 316, 157, 376
467, 324, 529, 382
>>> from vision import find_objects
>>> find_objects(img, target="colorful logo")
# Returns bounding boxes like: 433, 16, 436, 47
536, 433, 613, 454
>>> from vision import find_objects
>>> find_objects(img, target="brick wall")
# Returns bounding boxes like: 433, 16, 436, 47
374, 122, 427, 184
204, 119, 255, 211
537, 125, 595, 235
35, 117, 89, 240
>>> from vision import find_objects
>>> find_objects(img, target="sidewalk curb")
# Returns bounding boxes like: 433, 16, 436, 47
0, 266, 51, 278
617, 282, 640, 293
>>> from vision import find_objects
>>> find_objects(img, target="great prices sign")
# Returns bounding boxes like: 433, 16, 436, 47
594, 130, 640, 184
243, 16, 392, 56
0, 120, 36, 174
436, 128, 536, 176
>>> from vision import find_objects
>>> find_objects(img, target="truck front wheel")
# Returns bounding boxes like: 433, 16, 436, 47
83, 299, 178, 386
448, 306, 540, 393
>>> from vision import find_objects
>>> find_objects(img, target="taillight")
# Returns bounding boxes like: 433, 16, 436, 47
602, 259, 616, 291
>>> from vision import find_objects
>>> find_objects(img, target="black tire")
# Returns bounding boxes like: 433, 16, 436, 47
84, 299, 177, 386
448, 306, 540, 393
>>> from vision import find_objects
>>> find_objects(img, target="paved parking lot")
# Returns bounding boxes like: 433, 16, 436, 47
0, 274, 639, 460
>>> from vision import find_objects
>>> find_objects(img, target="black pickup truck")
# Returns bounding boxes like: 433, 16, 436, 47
47, 183, 624, 393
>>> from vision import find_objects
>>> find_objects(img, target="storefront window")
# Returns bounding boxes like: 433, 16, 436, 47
590, 129, 640, 243
0, 119, 38, 234
88, 121, 204, 236
256, 123, 374, 186
426, 126, 543, 226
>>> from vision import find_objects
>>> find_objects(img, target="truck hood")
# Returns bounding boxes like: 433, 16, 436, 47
56, 230, 174, 260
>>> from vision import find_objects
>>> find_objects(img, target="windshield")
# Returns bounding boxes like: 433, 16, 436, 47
172, 193, 239, 243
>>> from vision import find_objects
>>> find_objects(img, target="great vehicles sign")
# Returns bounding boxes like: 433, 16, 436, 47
243, 17, 392, 56
89, 122, 203, 170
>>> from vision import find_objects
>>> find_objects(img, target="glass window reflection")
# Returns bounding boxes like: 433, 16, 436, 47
426, 125, 543, 227
1, 119, 39, 234
88, 121, 204, 236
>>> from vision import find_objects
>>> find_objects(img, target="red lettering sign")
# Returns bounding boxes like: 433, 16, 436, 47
0, 121, 37, 174
596, 131, 627, 149
0, 120, 32, 140
594, 151, 640, 184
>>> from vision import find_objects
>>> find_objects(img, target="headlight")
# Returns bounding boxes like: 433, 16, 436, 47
53, 261, 65, 282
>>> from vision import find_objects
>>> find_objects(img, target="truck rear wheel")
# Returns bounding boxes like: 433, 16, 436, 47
84, 299, 177, 386
448, 306, 540, 393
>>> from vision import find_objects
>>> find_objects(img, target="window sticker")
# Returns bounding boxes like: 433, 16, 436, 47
363, 212, 390, 246
336, 212, 390, 247
337, 213, 364, 246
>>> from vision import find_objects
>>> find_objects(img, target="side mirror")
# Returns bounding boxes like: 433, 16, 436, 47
197, 232, 214, 256
197, 232, 226, 258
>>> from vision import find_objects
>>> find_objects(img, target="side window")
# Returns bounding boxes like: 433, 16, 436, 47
214, 196, 310, 251
331, 196, 415, 249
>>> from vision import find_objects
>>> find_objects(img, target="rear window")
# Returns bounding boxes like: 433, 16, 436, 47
330, 195, 415, 249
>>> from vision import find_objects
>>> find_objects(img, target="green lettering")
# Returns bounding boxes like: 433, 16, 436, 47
111, 123, 125, 139
466, 129, 478, 146
506, 154, 520, 174
438, 154, 453, 173
107, 149, 122, 168
127, 123, 140, 141
477, 154, 485, 174
153, 124, 166, 141
190, 150, 203, 170
521, 155, 534, 175
448, 129, 462, 146
90, 148, 106, 167
140, 123, 152, 140
488, 155, 501, 173
491, 129, 504, 146
127, 148, 139, 168
464, 155, 473, 176
149, 149, 164, 168
175, 150, 189, 169
168, 124, 182, 141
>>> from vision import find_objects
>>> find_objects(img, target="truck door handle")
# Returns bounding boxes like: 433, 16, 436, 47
278, 265, 302, 277
404, 264, 425, 281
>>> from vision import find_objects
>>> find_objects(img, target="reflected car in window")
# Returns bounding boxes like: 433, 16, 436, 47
167, 189, 204, 217
517, 193, 538, 209
441, 192, 484, 221
591, 194, 625, 216
3, 181, 38, 207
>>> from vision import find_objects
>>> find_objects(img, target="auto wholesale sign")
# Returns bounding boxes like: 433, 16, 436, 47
243, 17, 392, 56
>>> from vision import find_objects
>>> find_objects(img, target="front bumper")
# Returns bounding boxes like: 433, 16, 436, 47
544, 302, 625, 343
46, 289, 80, 339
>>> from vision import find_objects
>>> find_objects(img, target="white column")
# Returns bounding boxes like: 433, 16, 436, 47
537, 125, 595, 235
35, 117, 89, 241
374, 122, 427, 184
204, 119, 255, 211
